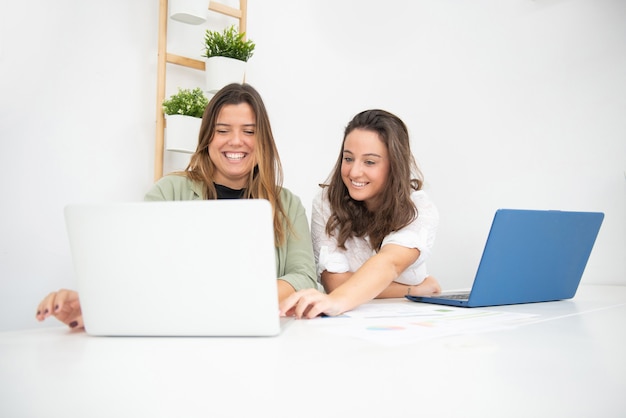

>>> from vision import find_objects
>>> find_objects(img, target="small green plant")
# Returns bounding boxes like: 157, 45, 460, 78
162, 87, 209, 118
202, 25, 255, 62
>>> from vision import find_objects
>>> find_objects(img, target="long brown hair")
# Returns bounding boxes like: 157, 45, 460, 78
183, 83, 289, 246
324, 109, 423, 251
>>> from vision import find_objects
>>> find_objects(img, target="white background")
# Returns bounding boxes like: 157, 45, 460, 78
1, 0, 624, 332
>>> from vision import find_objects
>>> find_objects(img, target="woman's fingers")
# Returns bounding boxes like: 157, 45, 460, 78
35, 289, 84, 329
279, 289, 334, 319
35, 292, 60, 321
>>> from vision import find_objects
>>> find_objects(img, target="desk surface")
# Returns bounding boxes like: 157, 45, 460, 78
1, 285, 625, 418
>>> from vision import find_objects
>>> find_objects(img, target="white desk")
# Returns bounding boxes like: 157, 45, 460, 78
1, 285, 625, 418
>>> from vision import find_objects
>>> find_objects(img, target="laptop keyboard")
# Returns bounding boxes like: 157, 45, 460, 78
438, 292, 471, 300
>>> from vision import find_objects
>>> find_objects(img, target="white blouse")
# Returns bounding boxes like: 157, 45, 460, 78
311, 188, 439, 286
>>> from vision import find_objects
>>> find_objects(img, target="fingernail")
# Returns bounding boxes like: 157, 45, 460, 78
36, 310, 41, 316
54, 304, 59, 312
69, 321, 78, 328
43, 309, 49, 315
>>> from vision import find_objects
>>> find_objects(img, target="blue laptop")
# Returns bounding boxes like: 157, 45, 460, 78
406, 209, 604, 307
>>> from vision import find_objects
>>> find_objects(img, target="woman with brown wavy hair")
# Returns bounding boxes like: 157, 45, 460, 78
36, 83, 317, 330
280, 109, 440, 319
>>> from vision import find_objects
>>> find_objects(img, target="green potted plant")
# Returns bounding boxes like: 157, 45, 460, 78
162, 87, 209, 153
202, 25, 255, 93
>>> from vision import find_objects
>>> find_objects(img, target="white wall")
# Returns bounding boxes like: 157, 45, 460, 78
1, 0, 624, 332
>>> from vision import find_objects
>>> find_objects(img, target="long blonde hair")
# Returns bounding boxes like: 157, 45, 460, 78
184, 83, 290, 246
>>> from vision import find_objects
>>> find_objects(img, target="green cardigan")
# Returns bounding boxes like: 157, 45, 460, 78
144, 175, 317, 292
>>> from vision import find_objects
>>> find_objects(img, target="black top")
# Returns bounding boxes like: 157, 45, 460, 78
215, 183, 246, 199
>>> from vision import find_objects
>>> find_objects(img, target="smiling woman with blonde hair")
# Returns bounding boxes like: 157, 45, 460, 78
36, 83, 317, 330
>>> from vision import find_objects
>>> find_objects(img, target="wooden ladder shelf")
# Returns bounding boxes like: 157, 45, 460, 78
154, 0, 248, 180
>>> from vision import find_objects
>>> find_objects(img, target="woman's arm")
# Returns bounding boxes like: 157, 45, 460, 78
326, 244, 420, 311
280, 244, 419, 318
321, 262, 440, 298
275, 190, 318, 295
320, 271, 352, 293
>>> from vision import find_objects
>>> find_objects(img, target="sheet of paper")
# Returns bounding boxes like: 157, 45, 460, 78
311, 302, 539, 346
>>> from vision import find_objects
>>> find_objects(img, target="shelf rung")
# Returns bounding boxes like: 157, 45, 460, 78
209, 2, 243, 19
166, 53, 205, 71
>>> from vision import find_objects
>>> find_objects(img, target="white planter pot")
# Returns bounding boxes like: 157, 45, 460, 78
205, 56, 247, 94
169, 0, 207, 25
165, 114, 202, 154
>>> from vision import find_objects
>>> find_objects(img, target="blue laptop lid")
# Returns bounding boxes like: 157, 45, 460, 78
467, 209, 604, 306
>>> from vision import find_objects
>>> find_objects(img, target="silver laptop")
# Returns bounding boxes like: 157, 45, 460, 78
406, 209, 604, 307
65, 199, 282, 336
